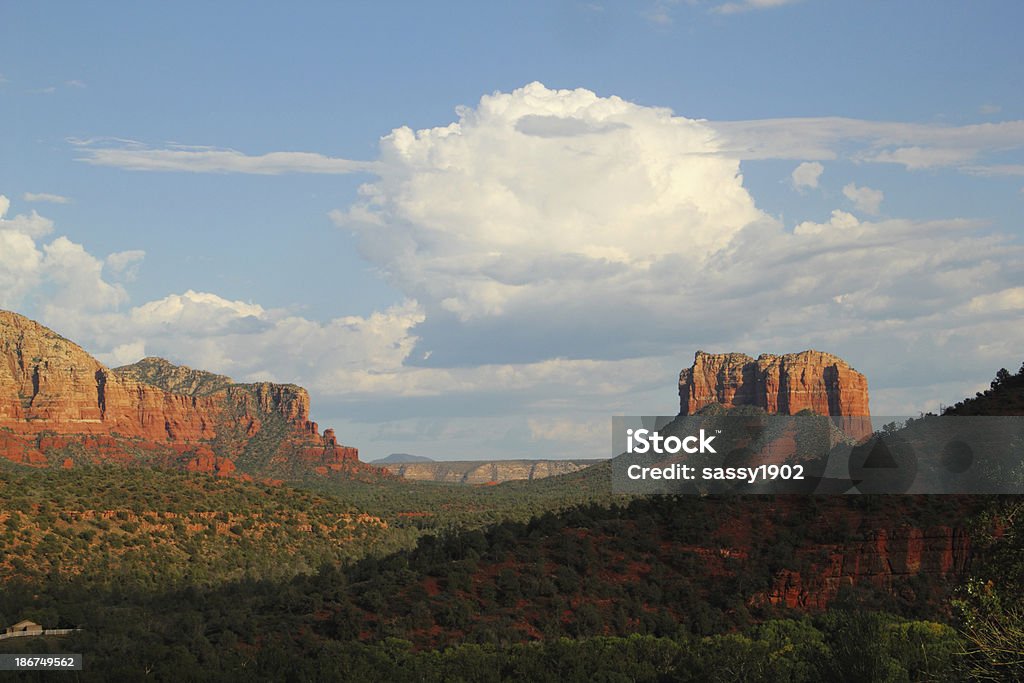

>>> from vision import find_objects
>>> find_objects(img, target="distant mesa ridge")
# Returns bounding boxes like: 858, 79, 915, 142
679, 349, 871, 440
0, 309, 368, 478
373, 459, 602, 484
371, 453, 436, 464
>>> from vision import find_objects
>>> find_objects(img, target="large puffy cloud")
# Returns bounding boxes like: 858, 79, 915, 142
335, 82, 774, 362
42, 237, 128, 311
0, 230, 42, 308
331, 84, 1022, 390
344, 83, 765, 283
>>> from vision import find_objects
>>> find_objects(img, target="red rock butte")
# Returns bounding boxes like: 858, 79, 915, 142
0, 309, 366, 477
679, 350, 872, 441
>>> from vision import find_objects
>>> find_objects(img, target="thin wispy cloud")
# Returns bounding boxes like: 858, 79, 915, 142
644, 2, 675, 25
72, 115, 1024, 182
643, 0, 698, 26
712, 117, 1024, 173
70, 139, 379, 175
713, 0, 804, 15
963, 164, 1024, 177
23, 192, 71, 204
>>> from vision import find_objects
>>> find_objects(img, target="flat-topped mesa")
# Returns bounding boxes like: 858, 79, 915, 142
0, 309, 360, 475
679, 350, 872, 440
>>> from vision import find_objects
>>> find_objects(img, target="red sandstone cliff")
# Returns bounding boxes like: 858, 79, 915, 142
679, 350, 872, 440
760, 525, 971, 610
0, 310, 367, 477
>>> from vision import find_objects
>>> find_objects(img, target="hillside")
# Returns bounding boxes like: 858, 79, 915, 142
0, 490, 981, 681
0, 463, 399, 590
944, 361, 1024, 416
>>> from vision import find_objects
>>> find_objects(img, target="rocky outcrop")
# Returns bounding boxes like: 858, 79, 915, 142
0, 310, 364, 477
112, 356, 233, 396
374, 459, 602, 484
679, 350, 871, 440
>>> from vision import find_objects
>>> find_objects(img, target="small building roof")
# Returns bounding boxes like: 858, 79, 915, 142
8, 620, 42, 629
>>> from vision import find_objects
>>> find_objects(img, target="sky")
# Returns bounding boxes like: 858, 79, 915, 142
2, 1, 1022, 460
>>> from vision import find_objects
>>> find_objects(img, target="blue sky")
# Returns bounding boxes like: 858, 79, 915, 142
2, 1, 1022, 460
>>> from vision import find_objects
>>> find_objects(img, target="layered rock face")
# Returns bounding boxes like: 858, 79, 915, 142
679, 350, 872, 440
0, 310, 363, 477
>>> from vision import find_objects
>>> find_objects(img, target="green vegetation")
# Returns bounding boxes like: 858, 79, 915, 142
953, 497, 1024, 680
0, 492, 979, 681
0, 465, 397, 589
0, 615, 963, 682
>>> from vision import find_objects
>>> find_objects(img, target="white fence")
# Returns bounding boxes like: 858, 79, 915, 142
0, 628, 80, 640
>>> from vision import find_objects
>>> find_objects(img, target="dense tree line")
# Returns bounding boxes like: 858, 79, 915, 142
0, 493, 982, 680
0, 613, 964, 681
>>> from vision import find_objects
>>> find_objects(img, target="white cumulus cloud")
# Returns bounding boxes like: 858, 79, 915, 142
842, 182, 884, 214
1, 195, 117, 310
42, 237, 129, 312
335, 81, 770, 335
791, 161, 823, 190
0, 194, 55, 238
